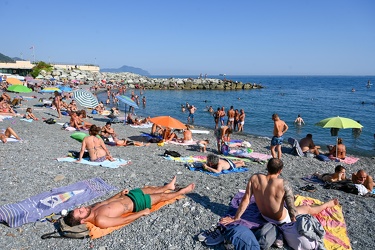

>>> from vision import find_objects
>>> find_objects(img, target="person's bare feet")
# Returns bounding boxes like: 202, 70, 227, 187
179, 183, 195, 194
166, 176, 177, 190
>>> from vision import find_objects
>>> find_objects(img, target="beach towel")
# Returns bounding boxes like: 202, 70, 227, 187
56, 157, 130, 168
294, 195, 352, 250
165, 140, 197, 146
190, 129, 210, 134
186, 162, 248, 176
224, 192, 351, 250
163, 154, 207, 163
0, 178, 117, 228
20, 118, 33, 122
301, 175, 325, 184
0, 114, 14, 121
140, 133, 163, 141
86, 193, 184, 239
228, 149, 272, 163
340, 156, 359, 165
129, 123, 153, 128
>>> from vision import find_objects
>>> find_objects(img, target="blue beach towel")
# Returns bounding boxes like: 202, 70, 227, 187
140, 133, 163, 141
0, 178, 117, 228
20, 118, 33, 122
186, 162, 248, 176
56, 157, 130, 168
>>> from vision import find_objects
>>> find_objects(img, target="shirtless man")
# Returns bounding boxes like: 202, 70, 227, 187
63, 176, 195, 229
202, 154, 245, 173
294, 114, 305, 126
101, 122, 117, 141
227, 106, 235, 129
187, 105, 197, 123
314, 165, 346, 182
220, 158, 338, 226
219, 107, 226, 126
213, 108, 220, 129
238, 109, 245, 132
215, 125, 231, 153
299, 134, 320, 155
352, 169, 374, 193
270, 113, 288, 159
0, 127, 21, 143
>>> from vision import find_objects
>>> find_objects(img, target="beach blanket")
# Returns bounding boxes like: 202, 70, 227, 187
20, 118, 33, 122
140, 133, 163, 141
86, 193, 184, 239
166, 140, 197, 146
186, 162, 248, 176
163, 154, 207, 163
294, 195, 352, 250
0, 178, 117, 228
301, 175, 325, 184
228, 149, 272, 163
56, 157, 130, 168
0, 114, 14, 121
340, 156, 359, 165
191, 129, 210, 134
225, 192, 351, 250
129, 123, 153, 128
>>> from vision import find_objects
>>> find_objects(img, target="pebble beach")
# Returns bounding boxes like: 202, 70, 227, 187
1, 88, 374, 250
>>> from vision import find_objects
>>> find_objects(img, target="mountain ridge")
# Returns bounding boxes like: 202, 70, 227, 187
101, 65, 150, 75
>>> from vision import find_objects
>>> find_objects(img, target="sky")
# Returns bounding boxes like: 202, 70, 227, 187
1, 0, 374, 75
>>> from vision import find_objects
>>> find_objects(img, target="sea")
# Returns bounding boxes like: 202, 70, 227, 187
97, 75, 375, 157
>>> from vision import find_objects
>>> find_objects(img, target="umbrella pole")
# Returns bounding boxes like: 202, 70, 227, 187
124, 104, 127, 125
336, 136, 338, 160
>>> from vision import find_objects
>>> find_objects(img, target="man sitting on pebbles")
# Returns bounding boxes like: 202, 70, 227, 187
63, 176, 195, 229
351, 169, 374, 194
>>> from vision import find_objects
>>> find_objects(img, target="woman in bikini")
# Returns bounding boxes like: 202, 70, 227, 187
76, 125, 114, 162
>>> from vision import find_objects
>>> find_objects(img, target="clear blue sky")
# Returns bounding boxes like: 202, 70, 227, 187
1, 0, 374, 75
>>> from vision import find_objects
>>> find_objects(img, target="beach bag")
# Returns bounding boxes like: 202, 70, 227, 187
41, 217, 89, 239
323, 181, 359, 195
44, 118, 56, 124
164, 150, 181, 157
254, 222, 279, 249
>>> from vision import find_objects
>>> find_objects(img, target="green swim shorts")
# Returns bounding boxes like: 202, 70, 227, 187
126, 188, 151, 212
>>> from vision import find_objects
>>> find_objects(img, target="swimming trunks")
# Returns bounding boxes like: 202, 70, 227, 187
240, 121, 245, 125
229, 118, 234, 122
188, 113, 194, 118
126, 188, 152, 212
197, 143, 205, 148
221, 158, 236, 170
91, 156, 106, 162
262, 208, 291, 225
271, 136, 283, 146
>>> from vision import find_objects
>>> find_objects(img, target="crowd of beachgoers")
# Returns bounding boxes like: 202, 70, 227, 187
0, 79, 374, 250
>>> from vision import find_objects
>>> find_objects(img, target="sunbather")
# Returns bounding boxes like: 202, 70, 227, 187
314, 165, 346, 182
352, 169, 374, 193
63, 176, 195, 229
24, 107, 39, 121
197, 140, 209, 152
1, 127, 21, 143
151, 123, 164, 137
76, 125, 114, 162
100, 122, 117, 141
202, 154, 245, 173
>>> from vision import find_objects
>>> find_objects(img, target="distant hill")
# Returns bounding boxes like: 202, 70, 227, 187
101, 65, 150, 76
0, 53, 15, 63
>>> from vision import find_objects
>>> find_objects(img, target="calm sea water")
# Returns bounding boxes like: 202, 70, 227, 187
98, 75, 375, 157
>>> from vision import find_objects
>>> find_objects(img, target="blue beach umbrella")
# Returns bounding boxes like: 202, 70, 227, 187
59, 86, 73, 92
116, 95, 139, 123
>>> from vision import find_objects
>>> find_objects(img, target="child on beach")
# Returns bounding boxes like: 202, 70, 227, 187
24, 107, 39, 120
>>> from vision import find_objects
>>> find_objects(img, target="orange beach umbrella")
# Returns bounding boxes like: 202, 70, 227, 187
6, 78, 23, 85
149, 116, 186, 130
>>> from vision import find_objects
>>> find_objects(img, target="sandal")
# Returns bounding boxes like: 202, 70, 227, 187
299, 184, 316, 192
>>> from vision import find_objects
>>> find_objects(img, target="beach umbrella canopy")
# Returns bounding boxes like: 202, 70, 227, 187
40, 87, 61, 93
73, 89, 99, 108
59, 86, 73, 92
6, 78, 23, 85
7, 85, 32, 93
149, 116, 186, 130
116, 95, 139, 123
315, 116, 363, 157
315, 116, 363, 129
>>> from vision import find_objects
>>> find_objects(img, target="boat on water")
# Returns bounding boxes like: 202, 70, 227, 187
219, 73, 226, 76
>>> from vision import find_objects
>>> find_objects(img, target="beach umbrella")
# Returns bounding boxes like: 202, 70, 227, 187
6, 78, 23, 85
7, 85, 32, 93
116, 95, 139, 123
315, 116, 363, 157
149, 116, 186, 130
73, 89, 99, 108
59, 86, 73, 92
40, 87, 61, 93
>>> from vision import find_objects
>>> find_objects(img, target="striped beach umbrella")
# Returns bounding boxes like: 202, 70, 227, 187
73, 89, 99, 108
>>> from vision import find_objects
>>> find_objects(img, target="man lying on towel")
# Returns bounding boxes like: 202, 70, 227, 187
64, 176, 195, 229
202, 154, 245, 173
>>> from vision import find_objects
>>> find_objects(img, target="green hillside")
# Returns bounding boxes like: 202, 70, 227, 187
0, 53, 15, 63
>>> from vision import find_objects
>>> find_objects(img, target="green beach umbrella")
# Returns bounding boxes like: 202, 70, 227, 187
7, 85, 33, 93
315, 116, 363, 158
315, 116, 363, 129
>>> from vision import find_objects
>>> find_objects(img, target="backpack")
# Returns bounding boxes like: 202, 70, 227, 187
164, 150, 181, 157
41, 217, 89, 239
323, 180, 359, 195
44, 118, 56, 124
